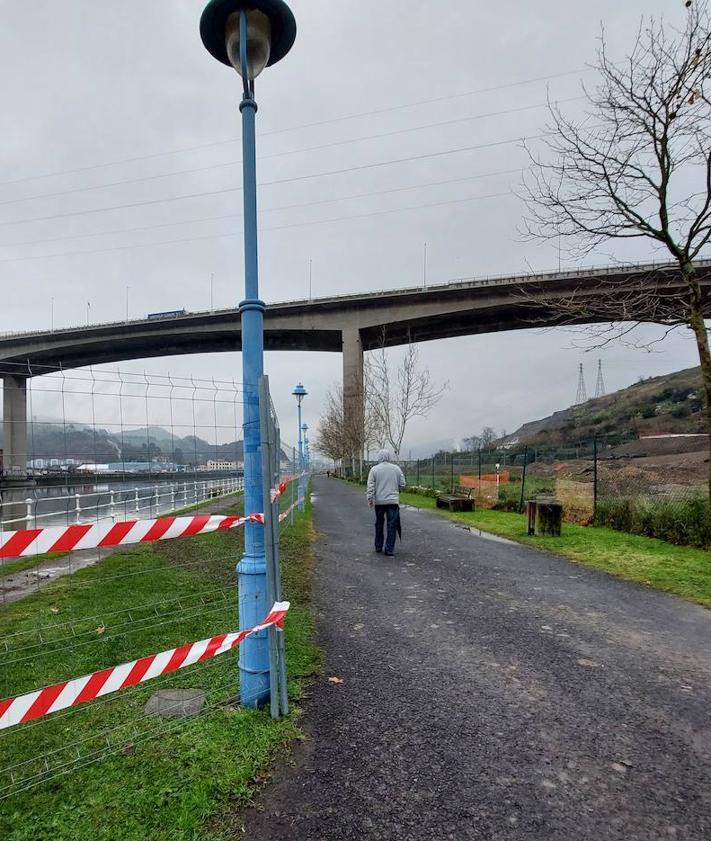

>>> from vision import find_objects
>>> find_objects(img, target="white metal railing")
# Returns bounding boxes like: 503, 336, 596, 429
0, 477, 244, 531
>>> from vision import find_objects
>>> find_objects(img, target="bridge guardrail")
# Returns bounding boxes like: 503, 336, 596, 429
0, 258, 708, 340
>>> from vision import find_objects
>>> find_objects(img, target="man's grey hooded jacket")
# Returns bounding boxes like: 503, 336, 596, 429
366, 450, 406, 505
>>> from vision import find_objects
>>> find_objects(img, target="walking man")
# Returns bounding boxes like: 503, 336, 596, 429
366, 450, 406, 556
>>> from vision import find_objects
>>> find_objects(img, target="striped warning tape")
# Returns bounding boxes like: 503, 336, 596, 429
0, 513, 264, 561
0, 601, 290, 731
0, 474, 307, 561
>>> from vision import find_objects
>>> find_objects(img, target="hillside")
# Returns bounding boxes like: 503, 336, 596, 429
0, 423, 291, 466
505, 366, 707, 449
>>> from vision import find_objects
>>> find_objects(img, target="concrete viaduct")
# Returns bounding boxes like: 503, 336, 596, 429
1, 259, 709, 475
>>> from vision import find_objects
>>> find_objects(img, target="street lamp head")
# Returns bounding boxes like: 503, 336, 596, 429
292, 382, 307, 405
200, 0, 296, 78
301, 423, 309, 432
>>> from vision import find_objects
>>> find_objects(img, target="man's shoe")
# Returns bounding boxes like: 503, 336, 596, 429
384, 551, 394, 557
375, 548, 383, 553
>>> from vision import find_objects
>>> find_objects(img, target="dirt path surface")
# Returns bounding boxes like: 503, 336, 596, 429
0, 494, 242, 606
240, 477, 711, 840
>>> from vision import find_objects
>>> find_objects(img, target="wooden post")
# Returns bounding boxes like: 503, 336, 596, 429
534, 496, 562, 537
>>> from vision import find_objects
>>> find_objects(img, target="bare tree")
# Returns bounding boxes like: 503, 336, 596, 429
463, 435, 481, 451
479, 426, 497, 449
365, 336, 447, 457
523, 0, 711, 508
314, 386, 349, 466
314, 383, 382, 476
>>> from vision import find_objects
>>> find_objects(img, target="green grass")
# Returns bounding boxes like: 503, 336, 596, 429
0, 491, 243, 581
0, 492, 319, 841
0, 551, 71, 578
400, 491, 711, 608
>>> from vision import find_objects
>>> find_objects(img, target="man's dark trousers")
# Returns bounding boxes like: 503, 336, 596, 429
375, 504, 399, 554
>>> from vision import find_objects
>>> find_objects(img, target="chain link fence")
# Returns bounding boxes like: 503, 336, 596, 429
388, 432, 710, 548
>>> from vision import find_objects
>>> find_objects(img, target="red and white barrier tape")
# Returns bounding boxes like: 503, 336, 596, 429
0, 601, 289, 731
270, 473, 305, 503
0, 513, 264, 561
278, 500, 298, 522
0, 475, 305, 561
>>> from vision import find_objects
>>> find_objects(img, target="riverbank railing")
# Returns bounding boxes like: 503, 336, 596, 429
0, 477, 244, 530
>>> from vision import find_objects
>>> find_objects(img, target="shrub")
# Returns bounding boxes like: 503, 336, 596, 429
595, 495, 711, 548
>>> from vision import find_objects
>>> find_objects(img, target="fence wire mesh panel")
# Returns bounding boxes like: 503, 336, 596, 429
349, 431, 711, 548
0, 364, 300, 802
1, 365, 247, 532
258, 375, 289, 719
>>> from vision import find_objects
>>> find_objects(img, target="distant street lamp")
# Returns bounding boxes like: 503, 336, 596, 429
200, 0, 297, 709
302, 422, 310, 470
292, 383, 307, 511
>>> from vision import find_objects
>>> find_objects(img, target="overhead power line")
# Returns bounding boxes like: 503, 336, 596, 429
0, 189, 516, 264
1, 168, 523, 250
0, 97, 582, 209
0, 131, 550, 228
0, 66, 590, 188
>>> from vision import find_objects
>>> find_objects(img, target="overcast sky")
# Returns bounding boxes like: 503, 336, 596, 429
0, 0, 704, 456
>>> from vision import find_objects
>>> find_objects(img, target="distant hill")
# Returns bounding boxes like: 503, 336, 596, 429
0, 422, 291, 465
503, 366, 707, 449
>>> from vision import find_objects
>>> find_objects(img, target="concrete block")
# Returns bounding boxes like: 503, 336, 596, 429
144, 688, 206, 719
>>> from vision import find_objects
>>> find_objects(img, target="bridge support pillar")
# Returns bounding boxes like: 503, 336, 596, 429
2, 375, 28, 478
342, 328, 364, 477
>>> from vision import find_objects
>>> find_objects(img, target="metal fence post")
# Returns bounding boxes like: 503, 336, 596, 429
290, 460, 296, 526
431, 457, 435, 490
271, 421, 289, 716
258, 377, 279, 719
450, 455, 455, 492
258, 376, 288, 718
519, 446, 528, 513
593, 436, 598, 520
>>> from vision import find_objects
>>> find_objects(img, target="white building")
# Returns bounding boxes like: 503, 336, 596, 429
206, 459, 239, 471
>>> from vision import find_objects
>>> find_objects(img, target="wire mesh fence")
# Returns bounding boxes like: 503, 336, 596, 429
353, 432, 711, 548
0, 367, 303, 805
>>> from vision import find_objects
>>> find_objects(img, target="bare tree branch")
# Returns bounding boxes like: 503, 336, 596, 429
365, 330, 448, 457
521, 0, 711, 512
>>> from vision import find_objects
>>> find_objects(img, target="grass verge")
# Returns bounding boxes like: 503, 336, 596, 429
0, 492, 318, 841
0, 491, 242, 581
0, 551, 71, 579
400, 490, 711, 608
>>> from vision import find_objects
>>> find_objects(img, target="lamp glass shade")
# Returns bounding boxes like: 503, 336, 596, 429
225, 9, 272, 79
292, 382, 307, 404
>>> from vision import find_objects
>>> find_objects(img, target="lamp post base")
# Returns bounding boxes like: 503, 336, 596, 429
236, 551, 270, 708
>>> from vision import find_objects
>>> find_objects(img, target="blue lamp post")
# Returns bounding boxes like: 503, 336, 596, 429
200, 0, 296, 709
302, 423, 310, 471
292, 383, 307, 511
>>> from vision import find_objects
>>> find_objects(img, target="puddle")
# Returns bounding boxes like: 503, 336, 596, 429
1, 549, 106, 605
458, 525, 519, 547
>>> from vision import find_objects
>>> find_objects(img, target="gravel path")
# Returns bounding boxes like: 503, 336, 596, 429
241, 477, 711, 840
